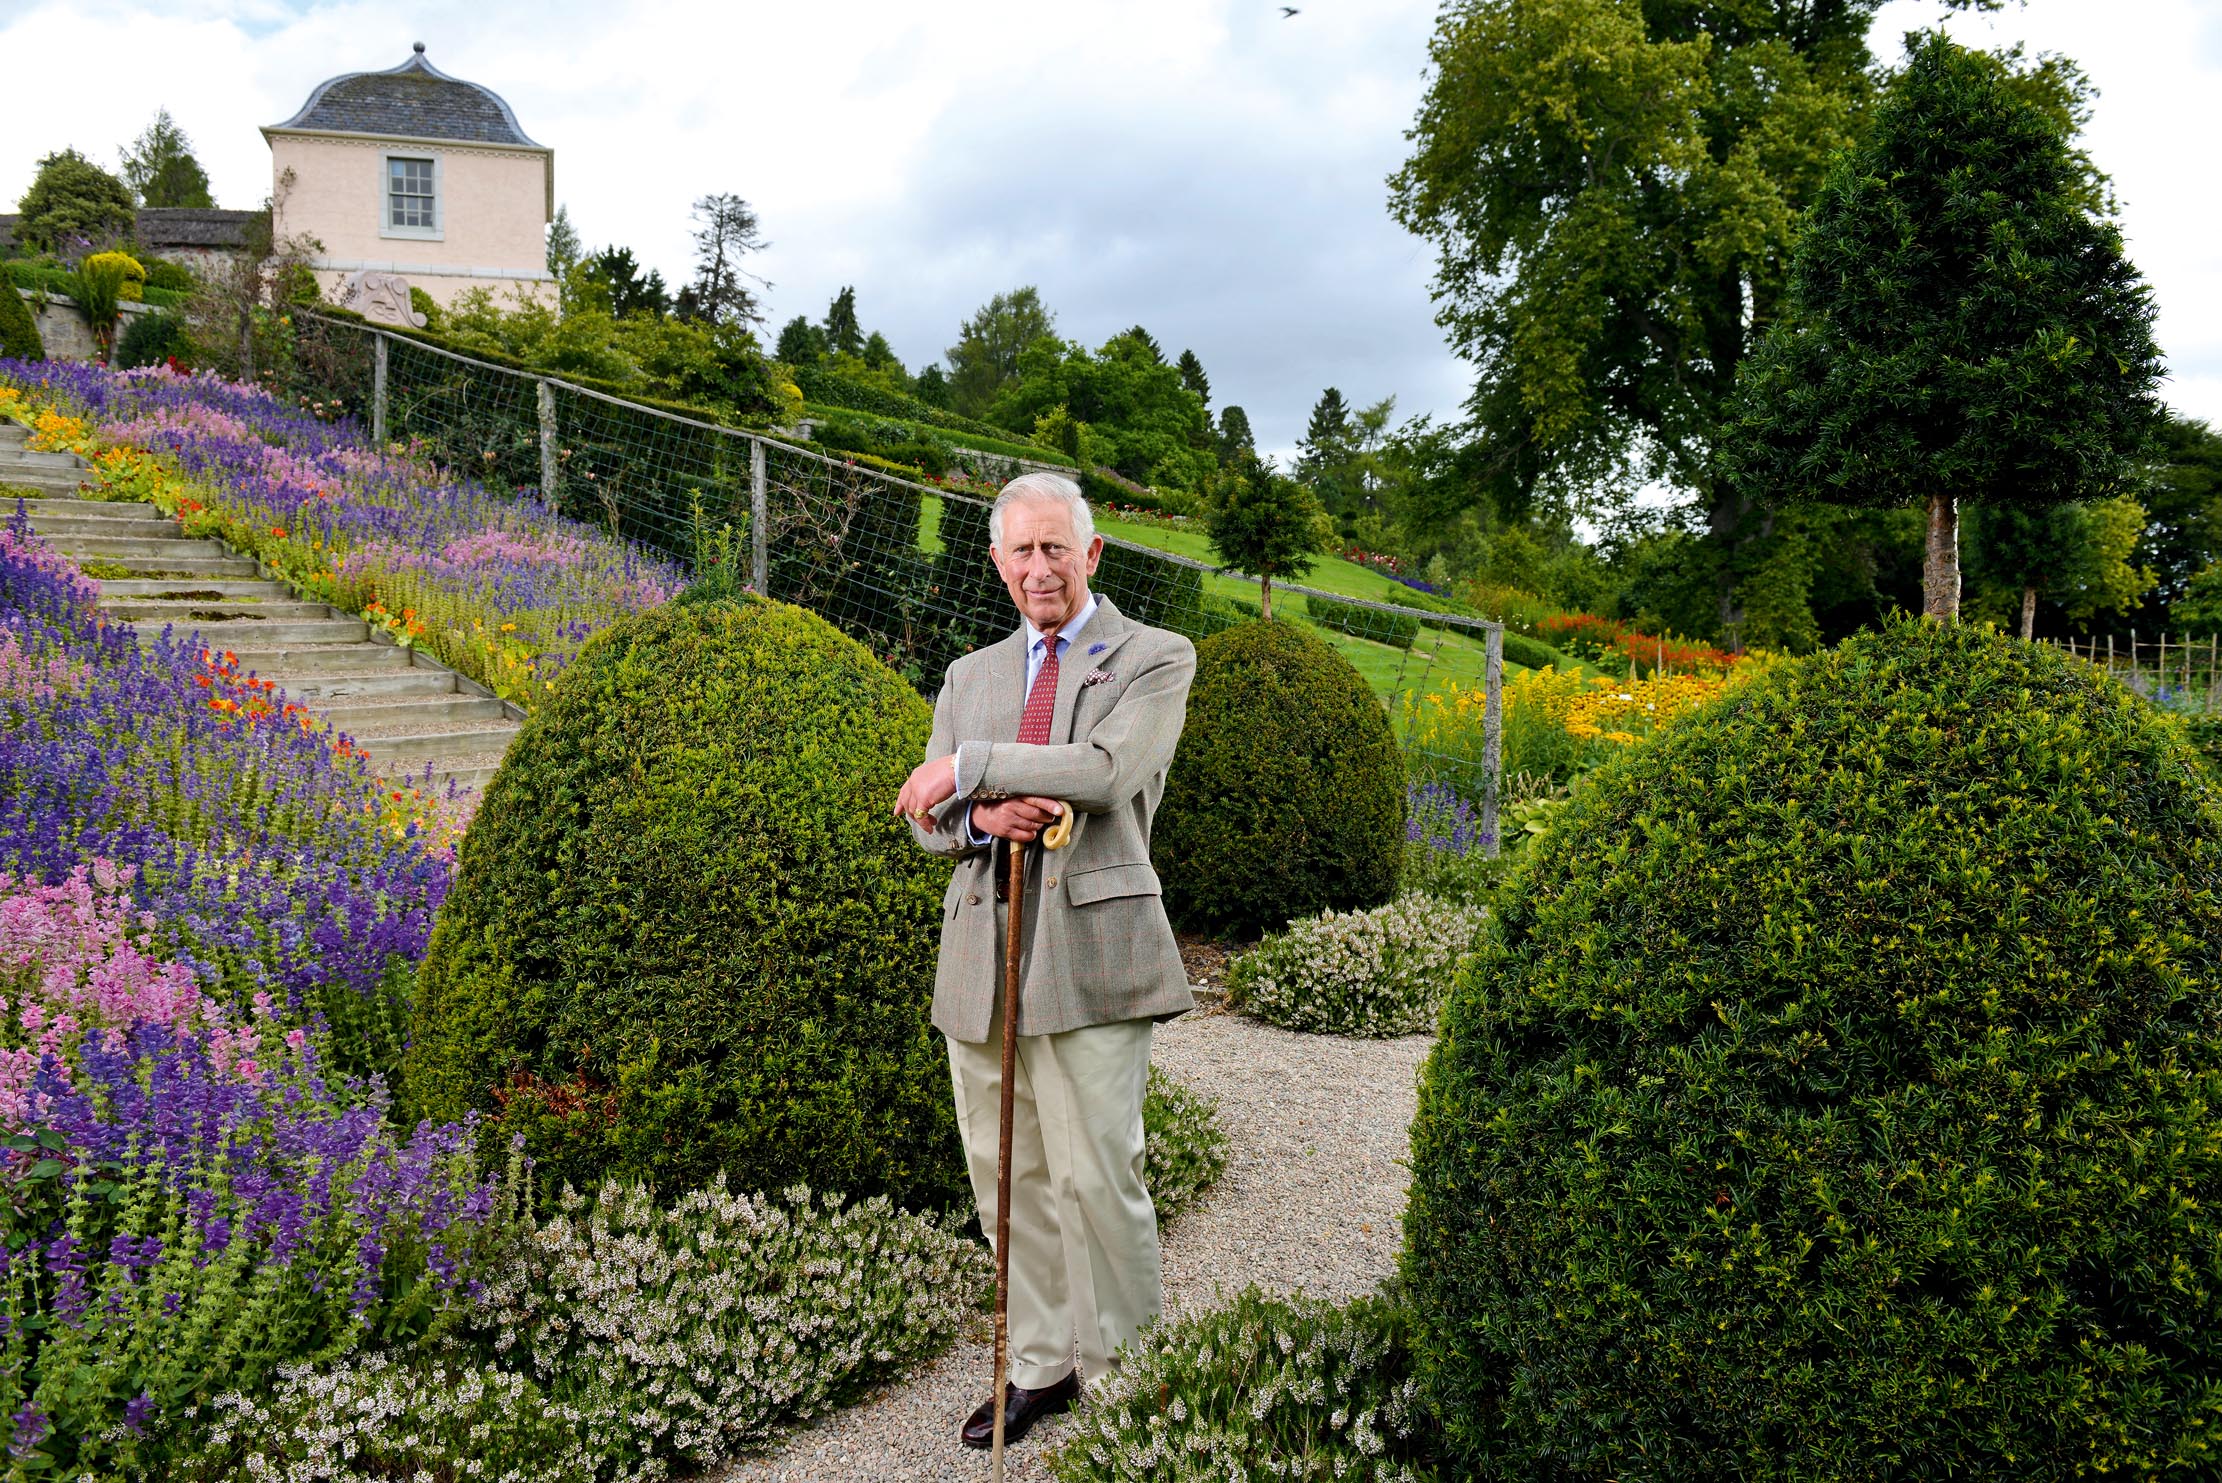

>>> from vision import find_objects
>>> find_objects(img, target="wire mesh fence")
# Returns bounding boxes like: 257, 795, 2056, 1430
292, 313, 1505, 849
2043, 632, 2222, 716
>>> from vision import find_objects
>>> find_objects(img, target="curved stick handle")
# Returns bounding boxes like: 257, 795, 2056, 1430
1041, 800, 1074, 851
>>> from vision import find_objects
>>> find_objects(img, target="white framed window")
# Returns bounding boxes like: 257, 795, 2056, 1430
380, 154, 442, 240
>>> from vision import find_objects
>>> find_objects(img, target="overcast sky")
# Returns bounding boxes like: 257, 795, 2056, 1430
1, 0, 2216, 464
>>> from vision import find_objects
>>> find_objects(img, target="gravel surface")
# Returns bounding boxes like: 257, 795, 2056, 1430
717, 1004, 1432, 1483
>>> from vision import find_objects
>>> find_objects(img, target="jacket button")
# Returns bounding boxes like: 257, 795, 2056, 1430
1047, 876, 1058, 889
966, 893, 981, 905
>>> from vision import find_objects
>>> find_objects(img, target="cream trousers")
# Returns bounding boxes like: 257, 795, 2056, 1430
946, 904, 1161, 1389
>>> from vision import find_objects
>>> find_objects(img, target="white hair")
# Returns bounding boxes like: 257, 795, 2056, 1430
988, 472, 1095, 549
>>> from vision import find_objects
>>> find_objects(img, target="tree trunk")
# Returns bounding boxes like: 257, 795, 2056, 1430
1259, 574, 1274, 622
1923, 492, 1960, 622
2020, 583, 2037, 641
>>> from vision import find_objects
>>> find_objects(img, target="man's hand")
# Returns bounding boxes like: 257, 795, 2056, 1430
971, 796, 1064, 843
895, 756, 960, 827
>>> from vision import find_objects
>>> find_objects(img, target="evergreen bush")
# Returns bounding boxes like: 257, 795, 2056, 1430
406, 597, 965, 1212
114, 309, 189, 370
141, 258, 194, 294
0, 287, 41, 362
1154, 619, 1404, 937
1228, 894, 1489, 1038
1404, 619, 2222, 1479
1499, 631, 1575, 670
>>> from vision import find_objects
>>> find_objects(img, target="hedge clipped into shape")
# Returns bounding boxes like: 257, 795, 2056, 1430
1154, 618, 1404, 937
406, 596, 965, 1212
1404, 619, 2222, 1479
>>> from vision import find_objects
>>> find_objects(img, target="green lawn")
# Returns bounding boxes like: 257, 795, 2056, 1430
916, 498, 1526, 706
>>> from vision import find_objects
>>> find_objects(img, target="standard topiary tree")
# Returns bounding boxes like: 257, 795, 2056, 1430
406, 596, 966, 1211
1404, 618, 2222, 1479
1153, 619, 1403, 938
0, 287, 42, 362
1200, 451, 1331, 620
1721, 34, 2165, 621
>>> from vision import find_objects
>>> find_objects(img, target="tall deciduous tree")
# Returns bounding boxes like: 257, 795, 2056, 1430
15, 149, 136, 255
683, 193, 768, 326
1391, 0, 2000, 636
1969, 499, 2153, 639
1202, 452, 1333, 620
1176, 348, 1210, 406
120, 108, 213, 209
946, 286, 1055, 417
824, 285, 862, 356
2138, 416, 2222, 616
1722, 34, 2164, 622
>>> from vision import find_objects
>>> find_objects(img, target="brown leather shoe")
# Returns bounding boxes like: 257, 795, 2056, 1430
959, 1371, 1082, 1448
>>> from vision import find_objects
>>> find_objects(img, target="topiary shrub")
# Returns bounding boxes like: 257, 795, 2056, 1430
0, 287, 41, 362
1404, 619, 2222, 1479
406, 596, 966, 1212
1155, 619, 1404, 937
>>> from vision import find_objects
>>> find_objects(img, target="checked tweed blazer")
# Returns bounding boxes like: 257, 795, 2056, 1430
909, 597, 1197, 1044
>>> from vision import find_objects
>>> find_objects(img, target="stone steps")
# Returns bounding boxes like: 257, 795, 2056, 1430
103, 597, 335, 625
1, 419, 526, 798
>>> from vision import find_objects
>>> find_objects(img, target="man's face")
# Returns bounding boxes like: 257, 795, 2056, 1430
992, 496, 1102, 633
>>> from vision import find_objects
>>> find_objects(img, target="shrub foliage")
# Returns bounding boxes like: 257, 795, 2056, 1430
1229, 894, 1489, 1038
407, 597, 964, 1211
1050, 1286, 1434, 1482
1404, 620, 2222, 1478
1155, 619, 1404, 937
0, 286, 42, 362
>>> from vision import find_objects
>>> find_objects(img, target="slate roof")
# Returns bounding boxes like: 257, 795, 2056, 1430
267, 44, 545, 149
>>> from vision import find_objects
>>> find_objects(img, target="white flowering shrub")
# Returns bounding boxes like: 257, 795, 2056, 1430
1048, 1286, 1437, 1482
1144, 1065, 1230, 1221
1227, 894, 1488, 1037
172, 1179, 990, 1480
171, 1346, 652, 1483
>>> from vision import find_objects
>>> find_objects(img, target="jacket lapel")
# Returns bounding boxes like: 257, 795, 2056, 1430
1052, 597, 1138, 742
985, 627, 1029, 740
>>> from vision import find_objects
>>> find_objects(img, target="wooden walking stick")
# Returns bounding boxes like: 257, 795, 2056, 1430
992, 801, 1073, 1479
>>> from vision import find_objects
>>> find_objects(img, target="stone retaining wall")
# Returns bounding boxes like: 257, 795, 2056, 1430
15, 289, 163, 363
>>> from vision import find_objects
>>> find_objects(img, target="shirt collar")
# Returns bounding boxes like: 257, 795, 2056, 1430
1024, 591, 1099, 656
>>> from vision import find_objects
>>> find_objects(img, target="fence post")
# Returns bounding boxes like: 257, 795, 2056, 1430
748, 438, 769, 594
371, 333, 388, 447
1482, 626, 1503, 860
536, 380, 558, 502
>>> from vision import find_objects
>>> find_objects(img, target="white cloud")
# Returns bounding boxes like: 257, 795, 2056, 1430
3, 0, 2214, 468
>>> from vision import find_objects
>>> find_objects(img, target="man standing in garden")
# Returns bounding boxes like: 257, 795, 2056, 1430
893, 472, 1197, 1448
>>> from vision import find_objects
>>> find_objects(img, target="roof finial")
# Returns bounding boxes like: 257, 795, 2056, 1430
413, 40, 426, 54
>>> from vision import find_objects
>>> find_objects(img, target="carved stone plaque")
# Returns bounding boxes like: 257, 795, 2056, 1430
342, 270, 429, 329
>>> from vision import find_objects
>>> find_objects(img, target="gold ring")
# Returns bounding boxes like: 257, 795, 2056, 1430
912, 809, 932, 822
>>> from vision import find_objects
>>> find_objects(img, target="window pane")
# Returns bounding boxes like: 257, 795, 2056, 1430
388, 158, 435, 230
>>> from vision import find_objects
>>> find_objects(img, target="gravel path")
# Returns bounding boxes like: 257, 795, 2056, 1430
717, 1004, 1432, 1482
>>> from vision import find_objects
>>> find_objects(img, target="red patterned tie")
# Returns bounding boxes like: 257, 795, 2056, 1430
1016, 632, 1061, 745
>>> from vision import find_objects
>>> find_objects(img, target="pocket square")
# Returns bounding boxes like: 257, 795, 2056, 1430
1083, 669, 1115, 686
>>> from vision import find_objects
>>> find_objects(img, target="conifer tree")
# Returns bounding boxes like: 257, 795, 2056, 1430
1217, 405, 1255, 462
1202, 452, 1332, 620
825, 285, 862, 356
120, 109, 213, 208
1723, 34, 2163, 620
1177, 348, 1210, 406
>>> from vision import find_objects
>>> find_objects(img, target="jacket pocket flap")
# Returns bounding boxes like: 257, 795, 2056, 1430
1065, 861, 1161, 906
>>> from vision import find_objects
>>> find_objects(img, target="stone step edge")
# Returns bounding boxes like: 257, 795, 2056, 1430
79, 497, 531, 727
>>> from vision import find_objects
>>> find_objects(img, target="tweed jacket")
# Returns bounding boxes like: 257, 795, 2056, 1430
910, 597, 1197, 1043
